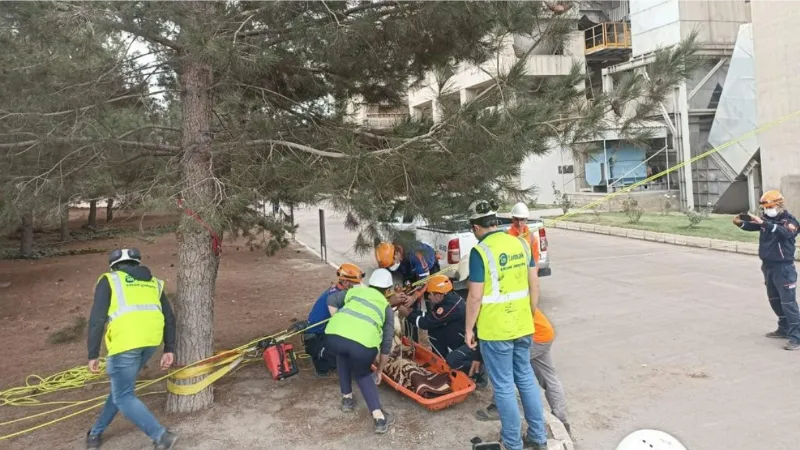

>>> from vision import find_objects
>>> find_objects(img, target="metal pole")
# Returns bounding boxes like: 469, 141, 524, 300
603, 139, 610, 193
666, 139, 670, 190
318, 208, 327, 263
678, 82, 695, 210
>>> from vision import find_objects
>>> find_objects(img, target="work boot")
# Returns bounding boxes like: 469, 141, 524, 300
522, 435, 548, 450
153, 430, 178, 450
341, 396, 356, 413
766, 329, 790, 339
86, 431, 102, 449
475, 403, 500, 422
374, 410, 395, 434
784, 341, 800, 351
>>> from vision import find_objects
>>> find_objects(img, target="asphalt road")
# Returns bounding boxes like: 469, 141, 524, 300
291, 205, 800, 450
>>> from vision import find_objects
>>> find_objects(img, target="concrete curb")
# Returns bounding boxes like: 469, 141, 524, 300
553, 221, 800, 260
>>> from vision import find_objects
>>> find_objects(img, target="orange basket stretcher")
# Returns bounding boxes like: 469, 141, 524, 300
374, 337, 476, 411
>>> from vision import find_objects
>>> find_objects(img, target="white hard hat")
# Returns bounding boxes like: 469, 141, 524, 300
368, 268, 394, 289
467, 199, 498, 222
510, 202, 530, 219
616, 430, 687, 450
108, 248, 142, 268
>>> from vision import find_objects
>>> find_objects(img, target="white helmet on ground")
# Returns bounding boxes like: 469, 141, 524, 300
616, 430, 688, 450
510, 202, 530, 219
368, 268, 394, 289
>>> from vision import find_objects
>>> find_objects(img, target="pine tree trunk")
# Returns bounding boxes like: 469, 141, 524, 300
165, 41, 220, 414
20, 210, 34, 258
87, 200, 97, 228
60, 204, 71, 242
106, 198, 114, 222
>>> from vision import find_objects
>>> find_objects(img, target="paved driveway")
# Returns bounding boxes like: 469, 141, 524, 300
291, 205, 799, 450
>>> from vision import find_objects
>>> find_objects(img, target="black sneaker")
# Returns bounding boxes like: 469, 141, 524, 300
341, 396, 355, 413
86, 431, 102, 449
314, 369, 330, 379
522, 435, 548, 450
475, 403, 500, 422
154, 430, 178, 450
766, 329, 790, 339
784, 341, 800, 351
374, 410, 395, 434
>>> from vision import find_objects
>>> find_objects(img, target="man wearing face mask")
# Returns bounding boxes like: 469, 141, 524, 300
734, 190, 800, 350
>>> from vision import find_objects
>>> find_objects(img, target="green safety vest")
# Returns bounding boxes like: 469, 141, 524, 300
473, 232, 535, 341
101, 271, 165, 356
325, 286, 388, 350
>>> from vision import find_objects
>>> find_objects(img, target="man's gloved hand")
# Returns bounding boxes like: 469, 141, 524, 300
287, 320, 309, 333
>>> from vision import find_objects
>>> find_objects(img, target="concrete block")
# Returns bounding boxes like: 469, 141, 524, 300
683, 236, 711, 248
710, 239, 738, 252
610, 227, 628, 237
627, 229, 646, 239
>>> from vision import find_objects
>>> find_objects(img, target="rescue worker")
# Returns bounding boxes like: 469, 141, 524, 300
733, 189, 800, 350
509, 202, 541, 266
325, 268, 397, 434
464, 199, 548, 450
303, 263, 365, 378
395, 274, 485, 386
473, 308, 572, 436
85, 248, 178, 450
375, 239, 440, 342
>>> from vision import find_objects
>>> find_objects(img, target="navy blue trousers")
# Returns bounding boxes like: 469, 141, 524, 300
762, 264, 800, 342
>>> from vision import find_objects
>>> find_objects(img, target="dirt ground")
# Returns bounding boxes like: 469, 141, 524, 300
0, 210, 509, 450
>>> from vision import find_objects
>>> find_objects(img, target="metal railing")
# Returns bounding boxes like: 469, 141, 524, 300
584, 22, 631, 54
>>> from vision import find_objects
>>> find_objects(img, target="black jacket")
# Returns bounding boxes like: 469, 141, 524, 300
408, 291, 465, 359
740, 210, 799, 265
87, 264, 176, 359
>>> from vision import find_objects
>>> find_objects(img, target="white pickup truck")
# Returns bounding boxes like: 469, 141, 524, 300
414, 215, 551, 291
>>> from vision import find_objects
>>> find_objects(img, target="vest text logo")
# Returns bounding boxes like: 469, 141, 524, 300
499, 253, 508, 266
125, 275, 135, 283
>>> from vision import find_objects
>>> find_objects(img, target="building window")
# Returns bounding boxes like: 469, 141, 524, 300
558, 165, 574, 174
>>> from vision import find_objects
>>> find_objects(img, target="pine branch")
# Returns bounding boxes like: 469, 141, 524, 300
0, 137, 180, 153
238, 1, 403, 39
0, 90, 174, 118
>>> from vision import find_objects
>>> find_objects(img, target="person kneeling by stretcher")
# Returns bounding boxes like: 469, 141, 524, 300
395, 274, 486, 387
303, 263, 365, 378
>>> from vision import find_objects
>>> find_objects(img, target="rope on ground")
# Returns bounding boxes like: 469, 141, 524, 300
0, 318, 329, 441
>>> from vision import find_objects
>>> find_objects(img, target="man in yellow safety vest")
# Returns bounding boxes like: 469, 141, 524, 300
464, 200, 548, 450
85, 248, 178, 450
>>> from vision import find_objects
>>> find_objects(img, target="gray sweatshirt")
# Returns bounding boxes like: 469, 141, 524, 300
326, 289, 395, 354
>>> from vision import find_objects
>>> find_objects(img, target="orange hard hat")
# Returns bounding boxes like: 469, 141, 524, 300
760, 190, 784, 208
337, 263, 365, 283
426, 274, 453, 294
375, 242, 395, 268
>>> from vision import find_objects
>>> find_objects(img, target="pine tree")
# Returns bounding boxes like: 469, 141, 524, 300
0, 1, 699, 412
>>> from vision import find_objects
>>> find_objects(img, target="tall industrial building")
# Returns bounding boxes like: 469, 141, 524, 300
352, 1, 781, 211
751, 1, 800, 214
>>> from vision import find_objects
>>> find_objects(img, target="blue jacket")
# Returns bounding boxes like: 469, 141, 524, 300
740, 210, 799, 265
407, 291, 465, 359
393, 241, 439, 283
307, 285, 342, 334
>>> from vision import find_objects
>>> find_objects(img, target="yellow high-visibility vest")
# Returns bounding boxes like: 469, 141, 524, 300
325, 286, 388, 350
473, 232, 534, 341
102, 271, 165, 356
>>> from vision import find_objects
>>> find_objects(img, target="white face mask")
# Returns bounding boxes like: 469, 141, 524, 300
765, 207, 779, 218
389, 262, 401, 271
